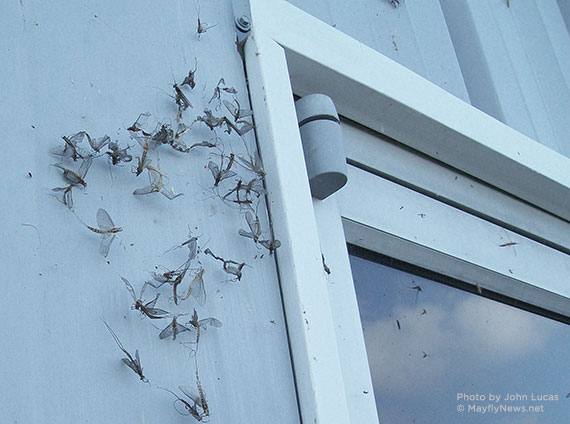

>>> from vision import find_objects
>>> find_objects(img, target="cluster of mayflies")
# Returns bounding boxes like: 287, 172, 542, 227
50, 13, 282, 419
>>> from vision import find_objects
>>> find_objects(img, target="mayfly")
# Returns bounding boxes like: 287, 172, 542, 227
181, 59, 198, 89
238, 211, 262, 243
208, 153, 236, 186
194, 367, 209, 417
197, 17, 216, 38
133, 167, 183, 200
223, 99, 253, 122
76, 208, 122, 257
222, 179, 266, 207
180, 268, 206, 306
133, 135, 151, 176
121, 275, 170, 320
50, 131, 87, 161
86, 133, 110, 153
204, 248, 247, 281
53, 155, 92, 188
127, 112, 152, 136
223, 99, 254, 135
146, 262, 190, 305
159, 314, 192, 340
188, 309, 222, 346
406, 283, 422, 305
173, 82, 192, 110
51, 184, 74, 209
236, 150, 265, 178
259, 237, 281, 255
208, 78, 236, 105
159, 386, 204, 421
106, 141, 132, 165
100, 317, 148, 383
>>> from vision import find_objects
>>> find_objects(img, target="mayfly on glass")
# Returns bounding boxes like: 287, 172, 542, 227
120, 275, 170, 320
100, 317, 148, 383
75, 208, 122, 257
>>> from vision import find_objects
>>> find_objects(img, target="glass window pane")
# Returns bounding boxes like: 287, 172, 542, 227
349, 247, 570, 423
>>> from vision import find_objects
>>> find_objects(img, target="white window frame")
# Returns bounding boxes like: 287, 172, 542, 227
242, 1, 570, 423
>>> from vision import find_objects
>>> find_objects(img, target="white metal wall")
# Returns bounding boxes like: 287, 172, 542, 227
0, 1, 299, 423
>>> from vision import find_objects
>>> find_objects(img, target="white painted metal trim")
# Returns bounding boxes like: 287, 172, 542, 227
341, 120, 570, 254
340, 165, 570, 318
249, 0, 570, 223
243, 31, 352, 423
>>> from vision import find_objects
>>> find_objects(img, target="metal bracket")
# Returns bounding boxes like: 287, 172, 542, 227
231, 0, 252, 54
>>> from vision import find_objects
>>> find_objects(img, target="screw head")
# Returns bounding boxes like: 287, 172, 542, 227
236, 15, 251, 32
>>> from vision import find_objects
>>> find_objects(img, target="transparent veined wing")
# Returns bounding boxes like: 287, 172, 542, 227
207, 161, 220, 179
120, 276, 138, 303
199, 317, 222, 330
178, 386, 201, 405
99, 233, 115, 258
189, 269, 206, 306
97, 208, 115, 231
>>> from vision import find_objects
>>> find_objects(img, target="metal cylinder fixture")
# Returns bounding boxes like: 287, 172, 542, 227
295, 94, 348, 200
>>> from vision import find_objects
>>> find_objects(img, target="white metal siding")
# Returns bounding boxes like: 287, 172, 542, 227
1, 1, 299, 422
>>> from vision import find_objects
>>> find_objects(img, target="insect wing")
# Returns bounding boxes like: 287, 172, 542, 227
133, 183, 157, 196
120, 276, 138, 303
144, 306, 170, 319
96, 208, 115, 231
237, 120, 254, 136
219, 169, 236, 182
260, 239, 281, 252
238, 229, 254, 240
99, 233, 115, 258
122, 357, 140, 374
245, 211, 260, 236
160, 187, 184, 200
89, 134, 110, 152
222, 99, 238, 119
189, 271, 206, 306
159, 320, 191, 339
199, 317, 222, 329
133, 170, 161, 195
186, 238, 198, 261
207, 161, 220, 180
179, 386, 201, 405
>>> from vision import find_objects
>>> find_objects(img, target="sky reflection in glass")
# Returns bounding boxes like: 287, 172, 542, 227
349, 251, 570, 424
